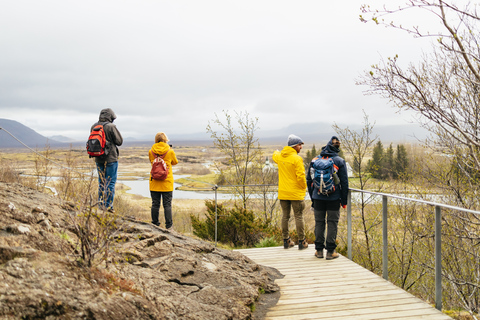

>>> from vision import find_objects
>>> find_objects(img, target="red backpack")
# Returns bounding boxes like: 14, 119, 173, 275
86, 122, 109, 157
150, 150, 169, 180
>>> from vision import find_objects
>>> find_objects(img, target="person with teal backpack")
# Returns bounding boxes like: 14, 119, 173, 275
307, 136, 349, 260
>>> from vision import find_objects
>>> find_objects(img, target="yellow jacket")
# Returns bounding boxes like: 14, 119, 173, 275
149, 142, 178, 192
272, 146, 307, 200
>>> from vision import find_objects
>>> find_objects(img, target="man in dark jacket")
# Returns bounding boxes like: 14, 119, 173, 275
91, 108, 123, 212
307, 136, 348, 260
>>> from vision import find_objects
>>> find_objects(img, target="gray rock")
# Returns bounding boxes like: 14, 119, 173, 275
0, 181, 280, 319
5, 224, 31, 235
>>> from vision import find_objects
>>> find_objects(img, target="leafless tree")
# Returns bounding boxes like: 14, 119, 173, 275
359, 0, 480, 175
206, 110, 262, 209
359, 2, 480, 316
333, 112, 381, 271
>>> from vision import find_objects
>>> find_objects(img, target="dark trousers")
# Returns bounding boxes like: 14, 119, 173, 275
313, 199, 340, 252
150, 191, 173, 228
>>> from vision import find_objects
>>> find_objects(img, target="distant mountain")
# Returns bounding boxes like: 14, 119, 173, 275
257, 122, 428, 144
171, 122, 429, 146
0, 119, 67, 149
48, 135, 76, 143
0, 118, 429, 150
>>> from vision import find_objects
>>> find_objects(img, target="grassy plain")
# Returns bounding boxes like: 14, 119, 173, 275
0, 143, 372, 239
0, 144, 290, 236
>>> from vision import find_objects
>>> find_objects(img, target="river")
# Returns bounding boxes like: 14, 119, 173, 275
118, 175, 235, 200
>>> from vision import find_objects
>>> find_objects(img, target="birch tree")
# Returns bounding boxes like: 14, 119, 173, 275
206, 110, 262, 209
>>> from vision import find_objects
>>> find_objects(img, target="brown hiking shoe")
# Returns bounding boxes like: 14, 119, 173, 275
283, 238, 294, 249
315, 250, 324, 259
298, 239, 308, 250
326, 251, 339, 260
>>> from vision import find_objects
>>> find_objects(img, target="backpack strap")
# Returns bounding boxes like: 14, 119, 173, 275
151, 149, 169, 159
101, 121, 110, 144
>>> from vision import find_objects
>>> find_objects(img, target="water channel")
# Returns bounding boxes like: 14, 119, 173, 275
119, 175, 235, 200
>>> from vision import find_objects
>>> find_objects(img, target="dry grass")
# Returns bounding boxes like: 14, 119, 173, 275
0, 145, 309, 237
116, 186, 208, 235
0, 159, 20, 183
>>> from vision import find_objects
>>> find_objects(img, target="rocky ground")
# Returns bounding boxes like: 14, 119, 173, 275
0, 182, 281, 319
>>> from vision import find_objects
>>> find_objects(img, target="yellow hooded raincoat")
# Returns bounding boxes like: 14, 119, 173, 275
149, 142, 178, 192
272, 146, 307, 200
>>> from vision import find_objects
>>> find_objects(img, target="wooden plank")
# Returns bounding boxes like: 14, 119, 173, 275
264, 303, 448, 320
267, 297, 431, 316
269, 293, 416, 310
278, 289, 405, 302
276, 281, 395, 292
236, 247, 452, 320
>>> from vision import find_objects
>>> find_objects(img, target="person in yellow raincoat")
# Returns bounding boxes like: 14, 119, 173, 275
272, 134, 308, 250
149, 132, 178, 229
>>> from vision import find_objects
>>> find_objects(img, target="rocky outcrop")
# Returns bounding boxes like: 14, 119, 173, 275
0, 182, 280, 319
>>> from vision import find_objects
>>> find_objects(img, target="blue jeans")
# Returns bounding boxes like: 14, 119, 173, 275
96, 161, 118, 210
150, 191, 173, 228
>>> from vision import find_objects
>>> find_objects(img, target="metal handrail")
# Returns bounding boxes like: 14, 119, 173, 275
349, 187, 480, 215
347, 188, 480, 311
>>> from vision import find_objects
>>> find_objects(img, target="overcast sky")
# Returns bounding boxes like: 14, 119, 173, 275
0, 0, 439, 141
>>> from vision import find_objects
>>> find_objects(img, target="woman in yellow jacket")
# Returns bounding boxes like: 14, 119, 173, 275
149, 132, 178, 229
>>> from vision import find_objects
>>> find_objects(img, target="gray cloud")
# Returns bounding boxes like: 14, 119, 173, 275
0, 0, 432, 141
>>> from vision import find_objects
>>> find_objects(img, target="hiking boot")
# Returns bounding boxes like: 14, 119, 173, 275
315, 250, 324, 259
298, 239, 308, 250
326, 251, 339, 260
283, 238, 294, 249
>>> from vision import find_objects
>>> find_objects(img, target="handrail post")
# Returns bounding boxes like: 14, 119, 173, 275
347, 190, 352, 260
214, 185, 218, 247
435, 206, 442, 311
382, 195, 388, 281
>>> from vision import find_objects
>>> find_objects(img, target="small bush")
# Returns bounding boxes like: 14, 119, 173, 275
286, 228, 316, 245
0, 160, 19, 183
255, 236, 281, 248
191, 200, 270, 247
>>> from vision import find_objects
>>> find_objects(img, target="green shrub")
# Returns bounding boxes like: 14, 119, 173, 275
191, 200, 271, 247
255, 236, 281, 248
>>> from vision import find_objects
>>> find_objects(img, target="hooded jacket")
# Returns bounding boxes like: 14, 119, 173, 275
307, 136, 349, 205
91, 108, 123, 163
149, 142, 178, 192
272, 146, 307, 200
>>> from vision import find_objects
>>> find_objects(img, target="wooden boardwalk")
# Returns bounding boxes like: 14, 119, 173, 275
236, 246, 452, 320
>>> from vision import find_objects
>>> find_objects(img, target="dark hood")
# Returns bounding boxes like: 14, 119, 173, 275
320, 136, 340, 157
98, 108, 117, 123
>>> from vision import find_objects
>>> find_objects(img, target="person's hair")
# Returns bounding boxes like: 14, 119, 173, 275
155, 132, 169, 143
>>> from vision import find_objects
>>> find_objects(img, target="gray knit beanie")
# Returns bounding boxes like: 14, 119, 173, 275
287, 134, 304, 147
